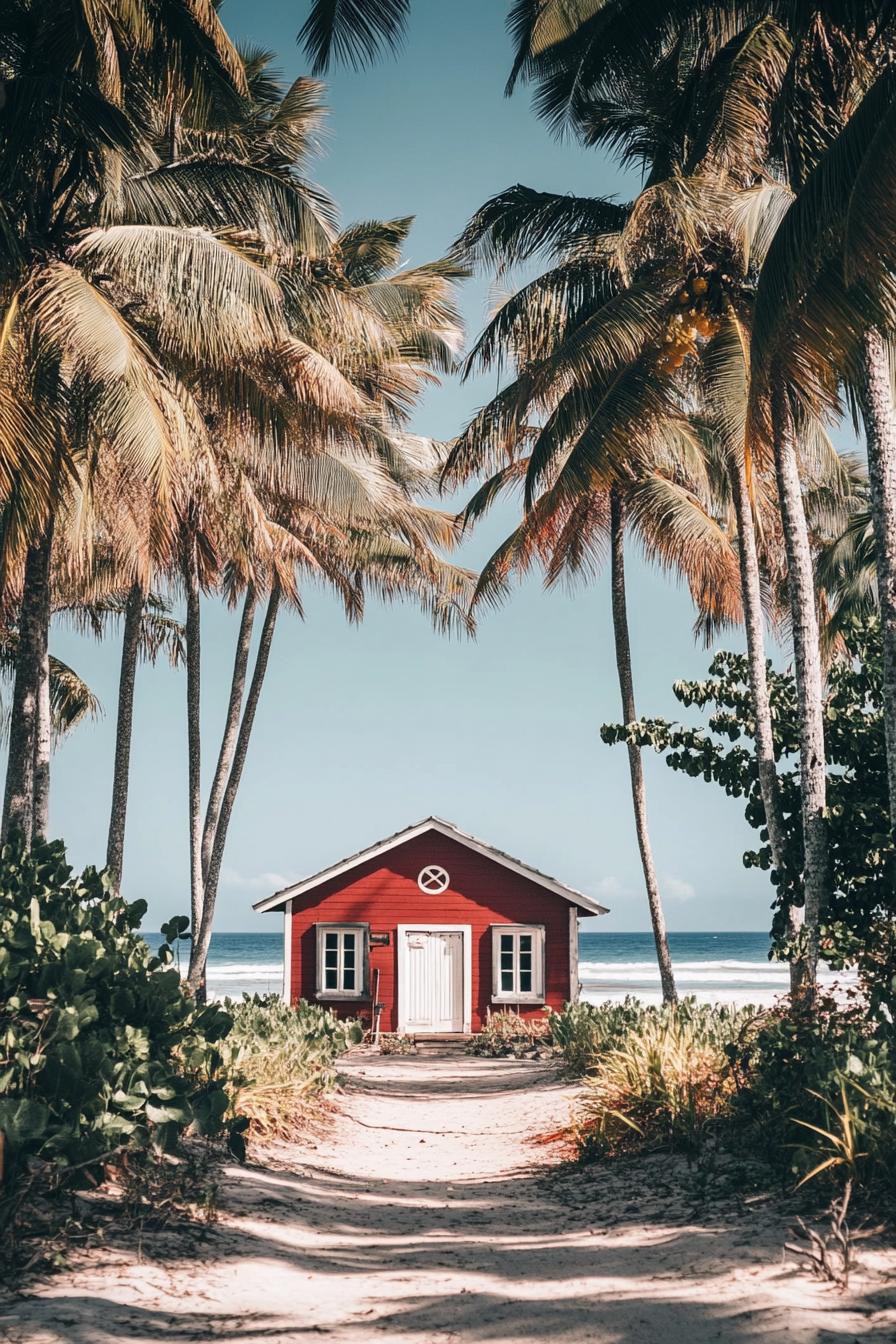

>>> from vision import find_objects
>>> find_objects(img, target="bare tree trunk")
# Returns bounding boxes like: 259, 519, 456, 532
728, 455, 803, 991
200, 588, 257, 882
105, 582, 144, 893
771, 385, 828, 994
184, 546, 204, 948
857, 327, 896, 832
32, 641, 51, 842
609, 490, 677, 1005
2, 519, 54, 845
188, 586, 281, 995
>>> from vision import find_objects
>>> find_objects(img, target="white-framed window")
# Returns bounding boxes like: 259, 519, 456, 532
315, 924, 368, 998
491, 924, 545, 1002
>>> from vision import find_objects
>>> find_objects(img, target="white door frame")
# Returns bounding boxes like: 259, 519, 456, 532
397, 923, 472, 1033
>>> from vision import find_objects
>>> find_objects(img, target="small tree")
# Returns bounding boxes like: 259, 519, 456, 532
602, 618, 896, 1014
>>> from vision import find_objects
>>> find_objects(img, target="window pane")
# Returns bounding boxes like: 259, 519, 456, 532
325, 967, 337, 989
500, 953, 514, 972
325, 932, 338, 950
501, 969, 514, 992
343, 932, 355, 952
343, 945, 355, 969
519, 969, 532, 993
343, 967, 355, 990
500, 933, 514, 951
519, 935, 532, 953
325, 950, 338, 969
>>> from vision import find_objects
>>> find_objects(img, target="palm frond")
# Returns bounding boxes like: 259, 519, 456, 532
71, 224, 284, 365
116, 161, 336, 255
299, 0, 410, 74
455, 185, 629, 267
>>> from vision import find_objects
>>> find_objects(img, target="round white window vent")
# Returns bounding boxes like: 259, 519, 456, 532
417, 865, 450, 894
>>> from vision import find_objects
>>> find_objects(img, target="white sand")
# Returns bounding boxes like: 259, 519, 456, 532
3, 1051, 895, 1343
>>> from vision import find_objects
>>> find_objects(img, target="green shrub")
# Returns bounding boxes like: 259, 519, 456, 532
731, 996, 896, 1199
0, 838, 235, 1228
377, 1032, 414, 1055
557, 995, 896, 1205
573, 1002, 755, 1158
547, 998, 649, 1073
548, 998, 754, 1074
468, 1009, 552, 1058
223, 996, 360, 1139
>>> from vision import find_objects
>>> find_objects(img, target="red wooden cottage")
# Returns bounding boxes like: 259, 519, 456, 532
254, 817, 608, 1035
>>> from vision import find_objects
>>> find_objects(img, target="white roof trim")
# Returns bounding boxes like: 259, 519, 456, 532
253, 816, 609, 916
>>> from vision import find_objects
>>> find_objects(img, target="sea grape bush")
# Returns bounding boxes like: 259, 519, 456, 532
601, 618, 896, 1012
0, 838, 235, 1219
730, 997, 896, 1197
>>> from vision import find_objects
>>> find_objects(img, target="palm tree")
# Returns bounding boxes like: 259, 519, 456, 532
748, 60, 896, 843
446, 175, 776, 1001
0, 2, 293, 845
102, 591, 185, 893
506, 0, 896, 989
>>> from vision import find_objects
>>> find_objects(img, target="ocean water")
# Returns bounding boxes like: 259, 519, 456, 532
144, 929, 855, 1006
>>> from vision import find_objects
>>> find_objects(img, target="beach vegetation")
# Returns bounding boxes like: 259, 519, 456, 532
0, 843, 358, 1269
603, 616, 896, 1016
0, 838, 235, 1247
224, 995, 361, 1141
573, 1004, 749, 1159
376, 1033, 415, 1056
467, 1010, 553, 1058
552, 994, 896, 1213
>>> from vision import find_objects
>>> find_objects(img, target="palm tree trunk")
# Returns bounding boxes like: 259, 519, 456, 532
609, 490, 677, 1005
727, 455, 803, 989
2, 519, 54, 846
857, 327, 896, 831
32, 641, 51, 842
200, 588, 258, 882
188, 586, 281, 995
184, 546, 204, 947
105, 582, 144, 893
770, 385, 828, 994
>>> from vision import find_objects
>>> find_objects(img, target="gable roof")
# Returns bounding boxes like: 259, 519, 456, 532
253, 816, 609, 916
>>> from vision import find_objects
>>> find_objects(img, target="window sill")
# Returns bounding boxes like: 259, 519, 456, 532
492, 995, 545, 1005
315, 991, 369, 1001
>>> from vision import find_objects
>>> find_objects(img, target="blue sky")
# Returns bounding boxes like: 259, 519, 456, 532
48, 0, 776, 933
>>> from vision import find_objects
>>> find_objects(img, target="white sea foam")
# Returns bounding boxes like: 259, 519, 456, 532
199, 954, 858, 1009
578, 957, 857, 1007
205, 963, 284, 980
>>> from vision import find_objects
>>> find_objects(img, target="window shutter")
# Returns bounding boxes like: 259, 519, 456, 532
537, 926, 546, 998
491, 926, 500, 998
314, 924, 325, 995
361, 924, 370, 995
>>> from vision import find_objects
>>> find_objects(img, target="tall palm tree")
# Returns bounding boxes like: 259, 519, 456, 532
446, 176, 770, 1001
0, 2, 294, 845
119, 49, 474, 994
506, 0, 896, 988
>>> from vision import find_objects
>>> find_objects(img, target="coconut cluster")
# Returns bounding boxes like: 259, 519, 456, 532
656, 272, 722, 374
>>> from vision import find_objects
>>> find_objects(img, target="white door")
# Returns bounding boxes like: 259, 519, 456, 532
403, 929, 464, 1032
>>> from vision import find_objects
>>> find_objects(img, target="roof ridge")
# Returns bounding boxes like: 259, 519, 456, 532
253, 816, 609, 917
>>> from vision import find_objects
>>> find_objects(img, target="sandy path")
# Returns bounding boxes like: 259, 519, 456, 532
3, 1051, 895, 1343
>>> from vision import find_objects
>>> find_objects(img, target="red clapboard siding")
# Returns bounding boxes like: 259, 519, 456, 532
287, 832, 576, 1031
